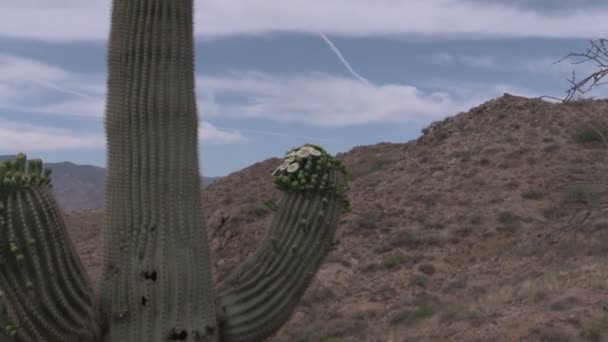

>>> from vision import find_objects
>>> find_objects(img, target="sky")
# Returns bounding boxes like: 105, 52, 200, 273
1, 1, 608, 177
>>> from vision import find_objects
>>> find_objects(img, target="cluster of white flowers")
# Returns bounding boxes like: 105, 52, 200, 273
272, 145, 322, 176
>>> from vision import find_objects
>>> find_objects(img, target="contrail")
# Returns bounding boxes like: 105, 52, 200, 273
317, 32, 371, 85
29, 79, 99, 100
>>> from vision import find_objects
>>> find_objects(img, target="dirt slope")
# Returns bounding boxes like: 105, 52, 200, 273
65, 94, 608, 341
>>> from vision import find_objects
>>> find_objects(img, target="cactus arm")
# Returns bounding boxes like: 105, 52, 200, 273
216, 145, 349, 342
99, 0, 218, 340
0, 155, 101, 341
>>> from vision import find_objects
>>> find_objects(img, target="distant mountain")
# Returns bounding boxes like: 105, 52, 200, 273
0, 155, 221, 212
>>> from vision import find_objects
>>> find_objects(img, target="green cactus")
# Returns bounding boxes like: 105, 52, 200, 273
217, 145, 348, 341
0, 0, 349, 341
0, 157, 101, 341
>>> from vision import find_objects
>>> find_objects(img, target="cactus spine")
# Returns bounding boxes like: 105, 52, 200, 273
0, 155, 101, 341
0, 0, 349, 341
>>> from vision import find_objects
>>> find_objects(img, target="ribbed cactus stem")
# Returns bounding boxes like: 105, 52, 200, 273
216, 145, 349, 341
99, 0, 217, 340
0, 156, 100, 341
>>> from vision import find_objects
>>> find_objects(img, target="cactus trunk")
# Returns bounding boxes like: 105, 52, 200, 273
99, 0, 217, 340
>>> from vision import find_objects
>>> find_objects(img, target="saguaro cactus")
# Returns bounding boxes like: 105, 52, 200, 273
0, 0, 349, 341
0, 155, 101, 341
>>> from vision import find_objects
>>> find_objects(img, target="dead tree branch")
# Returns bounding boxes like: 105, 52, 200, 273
554, 38, 608, 102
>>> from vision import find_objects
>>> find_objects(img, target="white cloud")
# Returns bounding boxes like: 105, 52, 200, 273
420, 78, 544, 99
197, 71, 528, 126
431, 52, 503, 69
29, 98, 106, 117
0, 55, 107, 151
0, 54, 554, 151
0, 54, 106, 118
0, 118, 245, 152
214, 126, 349, 146
0, 54, 249, 146
0, 54, 69, 81
0, 1, 607, 41
198, 121, 247, 144
0, 119, 104, 152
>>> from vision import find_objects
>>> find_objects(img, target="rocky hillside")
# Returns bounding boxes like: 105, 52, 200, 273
65, 94, 608, 341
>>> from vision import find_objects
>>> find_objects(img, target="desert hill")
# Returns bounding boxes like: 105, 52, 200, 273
64, 94, 608, 341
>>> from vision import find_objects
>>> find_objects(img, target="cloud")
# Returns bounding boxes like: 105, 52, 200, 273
4, 54, 520, 129
419, 78, 544, 99
0, 119, 104, 152
0, 54, 551, 151
198, 121, 247, 144
1, 0, 608, 41
214, 126, 350, 146
0, 54, 248, 146
197, 71, 529, 126
0, 54, 69, 81
0, 118, 245, 153
0, 54, 106, 118
431, 52, 503, 69
28, 98, 106, 117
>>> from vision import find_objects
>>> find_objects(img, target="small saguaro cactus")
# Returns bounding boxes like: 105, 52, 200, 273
0, 0, 349, 341
0, 154, 101, 341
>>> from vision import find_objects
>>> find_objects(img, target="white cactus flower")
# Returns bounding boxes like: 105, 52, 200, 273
308, 148, 321, 156
287, 163, 299, 173
296, 149, 310, 158
285, 156, 295, 163
279, 163, 289, 171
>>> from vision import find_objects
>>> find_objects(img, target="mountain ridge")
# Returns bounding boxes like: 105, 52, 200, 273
0, 155, 221, 212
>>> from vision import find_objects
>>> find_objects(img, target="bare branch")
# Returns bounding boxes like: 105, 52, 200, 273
553, 38, 608, 102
